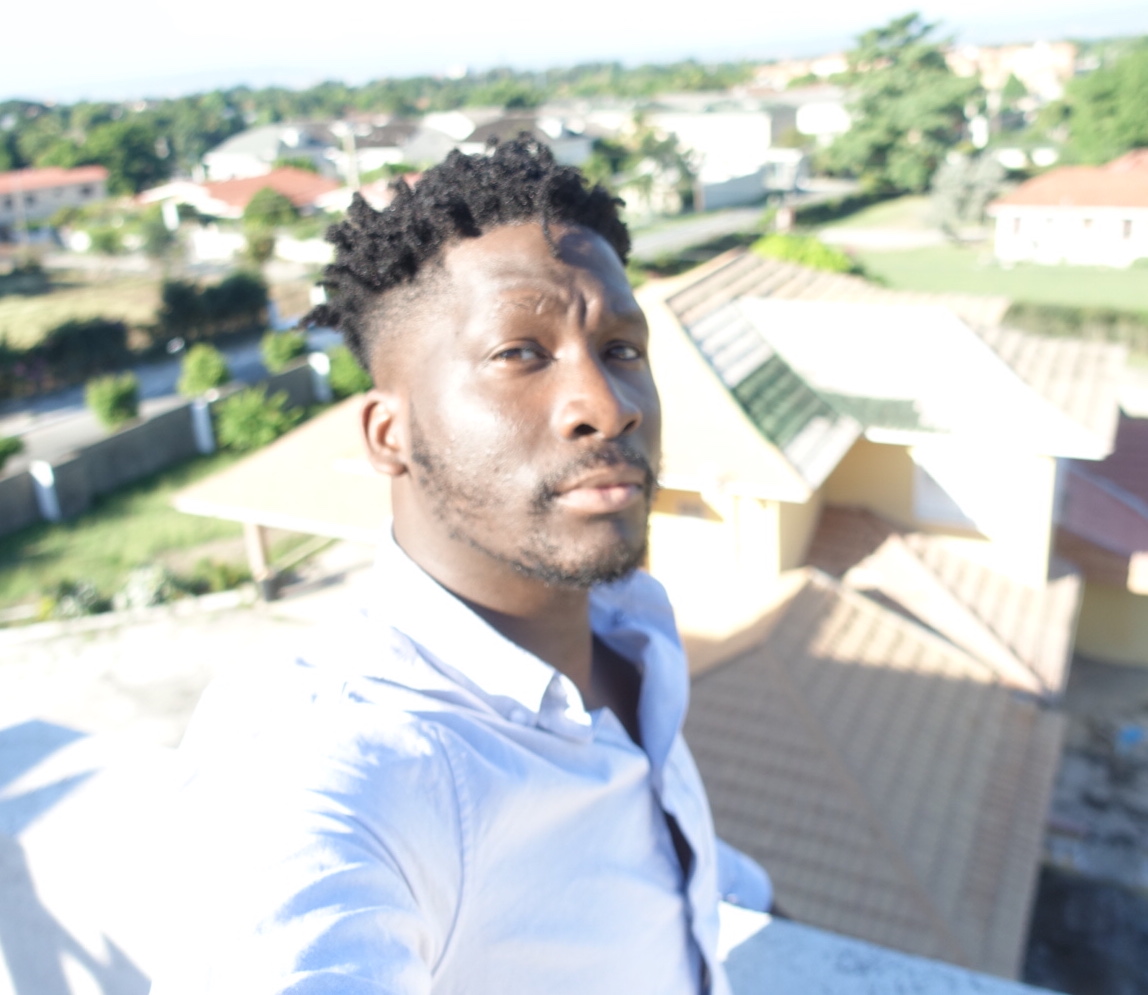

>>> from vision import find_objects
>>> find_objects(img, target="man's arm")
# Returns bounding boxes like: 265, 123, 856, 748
148, 673, 464, 995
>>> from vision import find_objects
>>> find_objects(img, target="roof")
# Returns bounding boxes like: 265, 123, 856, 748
1057, 418, 1148, 593
806, 506, 1081, 698
202, 167, 341, 212
662, 252, 1123, 462
0, 166, 108, 196
174, 398, 391, 540
685, 568, 1065, 978
992, 152, 1148, 210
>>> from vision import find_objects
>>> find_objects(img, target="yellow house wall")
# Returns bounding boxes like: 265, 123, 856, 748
821, 436, 1058, 586
1075, 583, 1148, 668
779, 487, 824, 571
822, 438, 916, 527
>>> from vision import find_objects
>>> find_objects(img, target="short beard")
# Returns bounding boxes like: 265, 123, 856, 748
409, 408, 657, 589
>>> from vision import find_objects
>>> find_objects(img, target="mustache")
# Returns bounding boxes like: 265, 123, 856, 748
532, 443, 658, 511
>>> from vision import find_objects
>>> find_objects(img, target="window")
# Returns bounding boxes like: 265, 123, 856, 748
1082, 217, 1093, 229
1124, 219, 1134, 239
1012, 216, 1021, 235
2, 196, 11, 210
24, 193, 35, 206
80, 185, 92, 198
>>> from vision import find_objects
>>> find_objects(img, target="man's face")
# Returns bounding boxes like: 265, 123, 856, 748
375, 221, 661, 589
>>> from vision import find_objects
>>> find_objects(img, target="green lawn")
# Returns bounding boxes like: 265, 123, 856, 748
853, 245, 1148, 311
0, 452, 246, 609
0, 274, 161, 349
822, 195, 933, 230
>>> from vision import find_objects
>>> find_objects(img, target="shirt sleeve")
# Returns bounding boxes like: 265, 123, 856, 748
148, 674, 464, 995
715, 838, 772, 914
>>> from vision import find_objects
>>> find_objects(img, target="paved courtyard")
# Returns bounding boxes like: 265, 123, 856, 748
0, 542, 376, 995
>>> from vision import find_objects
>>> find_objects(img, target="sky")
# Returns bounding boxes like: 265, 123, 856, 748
4, 0, 1148, 103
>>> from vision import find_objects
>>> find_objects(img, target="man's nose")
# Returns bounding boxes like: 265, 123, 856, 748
554, 354, 642, 441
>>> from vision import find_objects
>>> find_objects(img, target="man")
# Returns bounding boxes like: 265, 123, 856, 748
150, 139, 767, 995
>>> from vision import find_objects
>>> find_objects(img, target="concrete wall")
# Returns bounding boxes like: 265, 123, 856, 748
0, 470, 40, 534
0, 362, 320, 539
1075, 583, 1148, 667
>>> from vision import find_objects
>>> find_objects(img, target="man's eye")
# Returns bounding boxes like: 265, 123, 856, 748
606, 343, 643, 361
493, 345, 545, 362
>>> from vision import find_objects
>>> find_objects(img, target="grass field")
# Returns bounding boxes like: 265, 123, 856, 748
853, 245, 1148, 311
0, 452, 247, 609
0, 274, 161, 349
823, 195, 933, 230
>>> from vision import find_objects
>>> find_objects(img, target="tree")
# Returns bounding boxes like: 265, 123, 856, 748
261, 329, 308, 373
929, 153, 1005, 237
79, 119, 168, 194
1060, 42, 1148, 164
823, 13, 980, 194
243, 188, 299, 230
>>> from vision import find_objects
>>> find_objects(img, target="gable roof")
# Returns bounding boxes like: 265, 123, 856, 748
685, 569, 1065, 978
202, 167, 341, 212
660, 251, 1122, 466
806, 506, 1082, 698
991, 151, 1148, 210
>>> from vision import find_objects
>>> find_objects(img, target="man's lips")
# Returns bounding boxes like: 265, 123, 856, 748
552, 468, 647, 513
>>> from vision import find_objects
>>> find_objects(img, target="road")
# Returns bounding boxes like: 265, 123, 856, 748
630, 208, 763, 261
0, 328, 341, 476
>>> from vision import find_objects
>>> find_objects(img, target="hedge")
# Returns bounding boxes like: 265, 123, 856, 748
1004, 302, 1148, 354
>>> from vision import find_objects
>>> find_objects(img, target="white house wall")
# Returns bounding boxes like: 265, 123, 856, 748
993, 206, 1148, 267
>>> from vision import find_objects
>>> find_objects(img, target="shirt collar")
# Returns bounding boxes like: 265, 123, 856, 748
364, 527, 688, 761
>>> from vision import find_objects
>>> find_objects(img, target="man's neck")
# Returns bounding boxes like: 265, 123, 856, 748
392, 519, 596, 696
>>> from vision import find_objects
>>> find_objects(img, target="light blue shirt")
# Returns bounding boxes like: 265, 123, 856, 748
149, 534, 768, 994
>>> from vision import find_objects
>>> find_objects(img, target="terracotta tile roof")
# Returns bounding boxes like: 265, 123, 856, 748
0, 165, 108, 196
685, 570, 1064, 978
1077, 413, 1148, 504
976, 327, 1124, 450
806, 506, 1081, 698
992, 153, 1148, 209
666, 252, 1011, 331
202, 167, 340, 212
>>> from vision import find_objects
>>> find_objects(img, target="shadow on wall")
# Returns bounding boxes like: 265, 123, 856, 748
0, 720, 150, 995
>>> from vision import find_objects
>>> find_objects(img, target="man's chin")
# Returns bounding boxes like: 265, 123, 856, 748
511, 535, 647, 590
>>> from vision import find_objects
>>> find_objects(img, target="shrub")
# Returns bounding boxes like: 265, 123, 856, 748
751, 233, 857, 274
159, 273, 269, 341
112, 564, 177, 611
1003, 301, 1148, 354
47, 580, 110, 619
159, 279, 206, 339
86, 372, 140, 428
0, 435, 23, 473
327, 345, 372, 399
181, 558, 251, 594
262, 329, 308, 373
178, 343, 231, 397
38, 317, 129, 380
214, 386, 303, 451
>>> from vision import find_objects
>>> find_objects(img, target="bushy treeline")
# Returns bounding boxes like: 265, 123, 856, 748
1005, 301, 1148, 355
0, 272, 267, 400
0, 59, 753, 194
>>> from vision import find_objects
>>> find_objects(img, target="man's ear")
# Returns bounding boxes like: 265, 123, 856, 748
361, 389, 408, 477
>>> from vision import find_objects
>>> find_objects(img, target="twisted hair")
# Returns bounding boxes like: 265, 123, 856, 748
306, 137, 630, 371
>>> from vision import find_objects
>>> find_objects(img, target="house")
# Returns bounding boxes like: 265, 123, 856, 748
632, 248, 1128, 976
202, 124, 334, 181
988, 150, 1148, 268
946, 41, 1077, 104
312, 118, 420, 180
401, 110, 594, 168
0, 166, 108, 232
140, 167, 343, 220
766, 84, 852, 147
